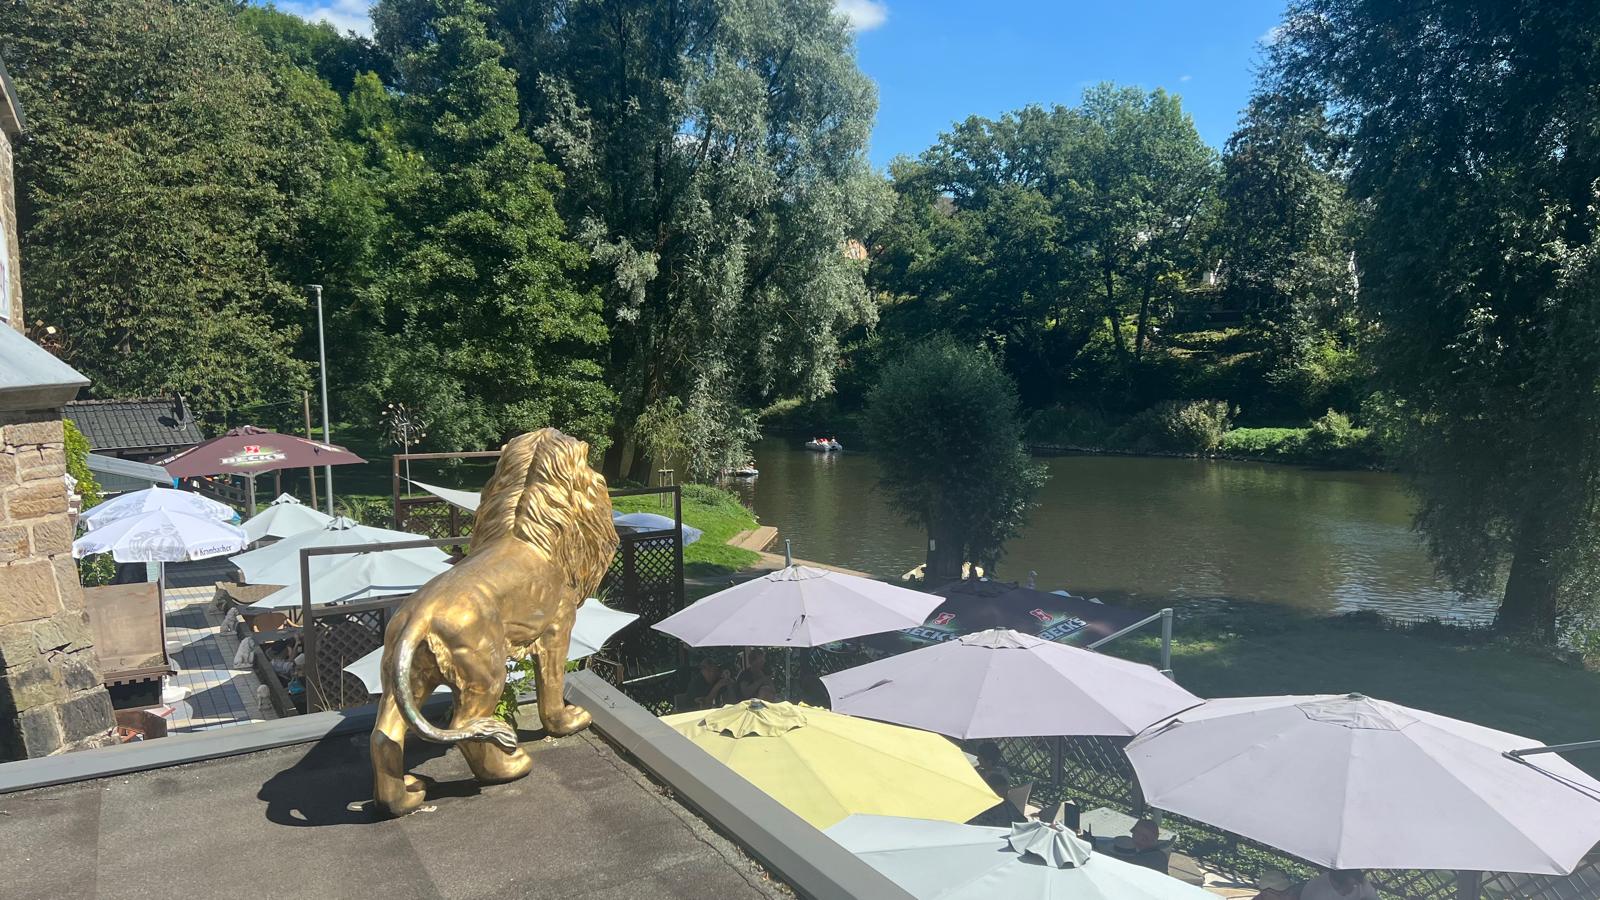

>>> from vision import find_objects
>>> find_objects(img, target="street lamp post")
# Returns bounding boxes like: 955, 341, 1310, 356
309, 284, 334, 516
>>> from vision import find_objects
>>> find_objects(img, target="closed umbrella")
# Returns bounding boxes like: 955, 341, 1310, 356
241, 493, 334, 543
248, 550, 455, 610
827, 816, 1214, 899
73, 509, 248, 563
1125, 693, 1600, 875
823, 629, 1200, 739
79, 487, 235, 532
230, 516, 441, 585
654, 565, 942, 648
342, 598, 640, 693
660, 700, 999, 829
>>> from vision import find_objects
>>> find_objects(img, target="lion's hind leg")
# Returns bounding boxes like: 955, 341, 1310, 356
452, 649, 533, 785
371, 686, 430, 817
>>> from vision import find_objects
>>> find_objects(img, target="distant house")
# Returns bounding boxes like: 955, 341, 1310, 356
65, 395, 204, 462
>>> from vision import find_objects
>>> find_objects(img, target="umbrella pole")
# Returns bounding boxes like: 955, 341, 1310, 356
246, 474, 257, 518
1051, 735, 1063, 794
785, 648, 793, 701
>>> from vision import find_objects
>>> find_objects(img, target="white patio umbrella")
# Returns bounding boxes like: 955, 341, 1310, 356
654, 564, 942, 648
79, 487, 235, 532
247, 550, 455, 610
341, 598, 640, 694
230, 516, 440, 585
827, 815, 1215, 899
823, 629, 1201, 738
1125, 693, 1600, 875
73, 508, 248, 563
241, 493, 334, 543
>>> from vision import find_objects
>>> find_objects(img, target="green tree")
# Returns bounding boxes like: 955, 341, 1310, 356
1215, 91, 1359, 416
864, 339, 1045, 581
482, 0, 884, 479
370, 0, 614, 450
1274, 0, 1600, 638
63, 420, 112, 588
1, 0, 318, 417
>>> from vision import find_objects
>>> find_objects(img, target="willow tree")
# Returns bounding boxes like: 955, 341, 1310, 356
487, 0, 885, 479
1273, 0, 1600, 638
865, 339, 1046, 582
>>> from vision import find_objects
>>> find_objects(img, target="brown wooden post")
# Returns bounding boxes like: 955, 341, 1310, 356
391, 454, 402, 529
299, 546, 318, 712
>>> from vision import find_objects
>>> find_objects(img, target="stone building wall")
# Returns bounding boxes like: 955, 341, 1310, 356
0, 62, 116, 759
0, 411, 114, 758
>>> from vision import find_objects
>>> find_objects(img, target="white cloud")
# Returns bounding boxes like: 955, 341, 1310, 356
1178, 74, 1193, 83
834, 0, 888, 32
276, 0, 373, 38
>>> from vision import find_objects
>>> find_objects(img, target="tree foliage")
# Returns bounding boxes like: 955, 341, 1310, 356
371, 0, 613, 450
1, 0, 320, 419
484, 0, 885, 478
1272, 0, 1600, 638
864, 339, 1045, 580
870, 86, 1219, 412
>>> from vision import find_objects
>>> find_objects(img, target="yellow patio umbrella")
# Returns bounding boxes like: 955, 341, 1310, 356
661, 699, 1001, 830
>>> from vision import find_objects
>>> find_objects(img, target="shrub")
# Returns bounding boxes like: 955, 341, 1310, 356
1024, 406, 1115, 447
1117, 400, 1233, 453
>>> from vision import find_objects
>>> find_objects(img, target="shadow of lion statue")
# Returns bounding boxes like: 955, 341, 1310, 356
369, 428, 618, 816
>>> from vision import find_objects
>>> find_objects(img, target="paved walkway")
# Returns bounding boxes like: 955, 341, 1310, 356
161, 566, 273, 732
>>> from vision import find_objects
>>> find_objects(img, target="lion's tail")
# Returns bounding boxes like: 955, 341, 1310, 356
389, 620, 518, 751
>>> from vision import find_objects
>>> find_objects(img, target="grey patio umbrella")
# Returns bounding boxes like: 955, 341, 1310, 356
823, 628, 1200, 739
1125, 693, 1600, 875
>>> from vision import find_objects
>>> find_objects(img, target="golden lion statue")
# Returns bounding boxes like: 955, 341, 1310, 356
370, 428, 618, 816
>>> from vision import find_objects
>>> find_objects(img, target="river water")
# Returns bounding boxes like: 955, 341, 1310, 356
732, 438, 1497, 623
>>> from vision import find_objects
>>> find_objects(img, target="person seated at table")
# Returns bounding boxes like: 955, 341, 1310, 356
674, 657, 733, 712
733, 649, 776, 702
1300, 869, 1377, 900
1110, 818, 1169, 873
1252, 868, 1298, 899
973, 742, 1012, 795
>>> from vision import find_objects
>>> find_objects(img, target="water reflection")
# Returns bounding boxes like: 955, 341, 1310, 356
737, 439, 1495, 623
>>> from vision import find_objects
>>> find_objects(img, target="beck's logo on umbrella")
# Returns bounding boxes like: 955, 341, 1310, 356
220, 445, 287, 468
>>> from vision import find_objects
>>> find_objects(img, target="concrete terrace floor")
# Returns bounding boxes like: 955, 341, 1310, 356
0, 725, 786, 900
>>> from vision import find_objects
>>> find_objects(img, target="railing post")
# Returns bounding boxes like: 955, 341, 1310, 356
390, 454, 402, 529
300, 546, 319, 712
1160, 607, 1174, 680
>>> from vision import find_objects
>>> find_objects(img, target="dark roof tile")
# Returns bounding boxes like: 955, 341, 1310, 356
65, 397, 205, 452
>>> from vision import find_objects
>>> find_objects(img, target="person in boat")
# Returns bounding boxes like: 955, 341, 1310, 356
733, 649, 777, 702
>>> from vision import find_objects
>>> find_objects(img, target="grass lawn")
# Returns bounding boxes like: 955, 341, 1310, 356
1101, 602, 1600, 774
612, 485, 762, 578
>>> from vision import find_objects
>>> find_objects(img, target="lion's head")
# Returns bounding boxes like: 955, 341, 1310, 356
471, 428, 618, 592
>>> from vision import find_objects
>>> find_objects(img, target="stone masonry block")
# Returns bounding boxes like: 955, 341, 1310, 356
54, 651, 101, 693
17, 446, 65, 481
0, 621, 35, 668
52, 556, 84, 610
57, 689, 114, 745
3, 418, 63, 449
0, 559, 62, 626
15, 705, 64, 758
0, 658, 69, 711
0, 454, 15, 488
33, 610, 91, 655
28, 516, 71, 556
0, 525, 28, 563
5, 479, 67, 520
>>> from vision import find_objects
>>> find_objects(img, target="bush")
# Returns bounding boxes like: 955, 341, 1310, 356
1219, 426, 1306, 460
1024, 406, 1116, 447
1116, 400, 1233, 453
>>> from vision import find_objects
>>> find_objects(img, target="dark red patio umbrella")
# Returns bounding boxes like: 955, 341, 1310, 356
156, 426, 365, 515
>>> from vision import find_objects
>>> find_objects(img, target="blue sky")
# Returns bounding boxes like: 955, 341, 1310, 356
272, 0, 1288, 169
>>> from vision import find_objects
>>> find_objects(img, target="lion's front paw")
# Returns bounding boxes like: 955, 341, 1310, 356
544, 704, 592, 736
